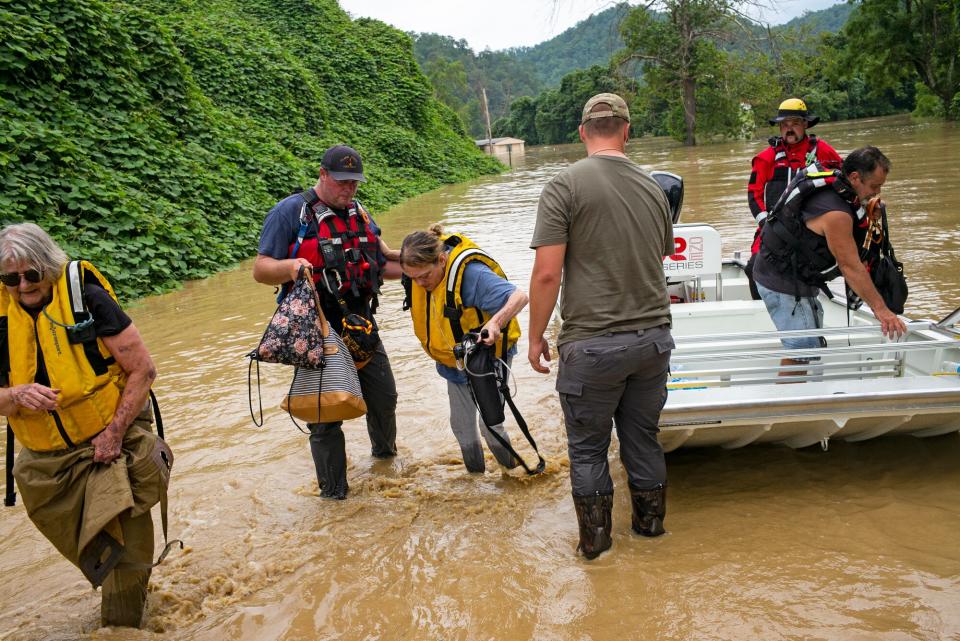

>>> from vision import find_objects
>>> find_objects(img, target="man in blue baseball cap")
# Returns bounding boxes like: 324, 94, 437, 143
253, 144, 402, 500
321, 144, 366, 182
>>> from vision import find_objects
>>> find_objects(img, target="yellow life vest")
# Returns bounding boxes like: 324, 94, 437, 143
2, 261, 126, 452
409, 234, 521, 368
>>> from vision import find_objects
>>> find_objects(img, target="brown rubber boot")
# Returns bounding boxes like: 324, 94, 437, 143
572, 493, 613, 560
630, 483, 667, 537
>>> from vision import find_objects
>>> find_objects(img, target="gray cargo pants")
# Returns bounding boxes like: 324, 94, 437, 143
556, 326, 673, 497
446, 366, 516, 473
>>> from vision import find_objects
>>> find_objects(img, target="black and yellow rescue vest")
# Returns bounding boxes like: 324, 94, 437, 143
408, 234, 521, 368
1, 261, 126, 452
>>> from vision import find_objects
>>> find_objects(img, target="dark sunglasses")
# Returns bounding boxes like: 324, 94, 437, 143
0, 269, 44, 287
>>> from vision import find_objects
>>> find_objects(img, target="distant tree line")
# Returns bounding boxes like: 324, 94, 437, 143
411, 33, 543, 139
420, 0, 958, 146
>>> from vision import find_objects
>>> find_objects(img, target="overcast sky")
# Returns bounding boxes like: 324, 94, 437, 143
338, 0, 845, 51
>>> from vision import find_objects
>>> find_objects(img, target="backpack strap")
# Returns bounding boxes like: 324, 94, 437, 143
289, 189, 323, 260
1, 314, 14, 506
4, 425, 14, 507
443, 242, 488, 345
64, 261, 114, 375
279, 190, 320, 304
806, 135, 819, 166
401, 274, 413, 311
150, 389, 164, 441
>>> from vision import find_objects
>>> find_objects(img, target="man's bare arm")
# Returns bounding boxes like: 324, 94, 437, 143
253, 254, 312, 285
527, 244, 566, 373
809, 210, 906, 338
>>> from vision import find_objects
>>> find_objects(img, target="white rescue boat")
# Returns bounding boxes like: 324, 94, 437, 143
660, 223, 960, 451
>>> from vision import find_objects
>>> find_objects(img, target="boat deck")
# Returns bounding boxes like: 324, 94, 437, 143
659, 244, 960, 450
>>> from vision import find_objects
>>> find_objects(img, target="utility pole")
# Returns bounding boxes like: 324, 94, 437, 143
481, 87, 493, 154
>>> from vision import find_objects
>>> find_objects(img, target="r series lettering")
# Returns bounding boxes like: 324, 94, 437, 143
668, 236, 703, 262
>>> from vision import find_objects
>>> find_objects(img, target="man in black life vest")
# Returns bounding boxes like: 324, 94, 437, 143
753, 146, 907, 376
253, 145, 403, 499
745, 98, 842, 298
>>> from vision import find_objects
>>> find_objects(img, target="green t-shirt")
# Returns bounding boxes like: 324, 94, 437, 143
531, 155, 673, 345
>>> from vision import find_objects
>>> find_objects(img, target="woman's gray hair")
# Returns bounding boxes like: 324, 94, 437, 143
0, 223, 69, 283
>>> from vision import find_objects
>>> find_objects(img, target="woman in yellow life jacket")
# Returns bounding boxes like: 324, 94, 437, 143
0, 223, 169, 629
400, 224, 528, 473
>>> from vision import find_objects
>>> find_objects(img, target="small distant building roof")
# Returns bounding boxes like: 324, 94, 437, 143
475, 137, 525, 146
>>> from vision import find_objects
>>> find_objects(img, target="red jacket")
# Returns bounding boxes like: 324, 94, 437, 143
747, 135, 842, 222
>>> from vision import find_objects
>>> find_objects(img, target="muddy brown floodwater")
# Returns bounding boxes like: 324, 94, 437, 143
2, 114, 959, 640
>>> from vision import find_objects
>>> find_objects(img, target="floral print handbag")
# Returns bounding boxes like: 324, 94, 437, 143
248, 268, 366, 425
254, 269, 330, 369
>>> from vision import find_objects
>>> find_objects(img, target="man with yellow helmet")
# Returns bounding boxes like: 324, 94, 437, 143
745, 98, 842, 296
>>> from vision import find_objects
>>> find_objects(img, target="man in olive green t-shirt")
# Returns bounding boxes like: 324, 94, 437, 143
528, 93, 675, 560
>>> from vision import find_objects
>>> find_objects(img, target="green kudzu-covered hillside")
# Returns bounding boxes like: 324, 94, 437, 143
0, 0, 501, 299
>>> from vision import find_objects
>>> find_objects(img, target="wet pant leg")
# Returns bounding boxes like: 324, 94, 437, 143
308, 422, 348, 499
358, 342, 398, 458
614, 340, 671, 490
306, 342, 396, 498
101, 509, 154, 628
557, 338, 622, 498
481, 421, 516, 469
557, 327, 674, 497
447, 381, 486, 472
484, 354, 518, 468
447, 381, 515, 472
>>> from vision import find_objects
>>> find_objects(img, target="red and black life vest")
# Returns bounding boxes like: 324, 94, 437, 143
748, 134, 843, 223
759, 164, 870, 293
287, 188, 382, 301
764, 135, 821, 212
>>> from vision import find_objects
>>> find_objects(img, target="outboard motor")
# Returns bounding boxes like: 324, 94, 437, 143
650, 171, 684, 223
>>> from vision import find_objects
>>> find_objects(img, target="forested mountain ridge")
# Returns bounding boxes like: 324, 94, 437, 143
779, 3, 854, 34
412, 33, 541, 139
489, 0, 939, 146
509, 3, 633, 88
516, 2, 856, 86
1, 0, 500, 299
414, 2, 856, 138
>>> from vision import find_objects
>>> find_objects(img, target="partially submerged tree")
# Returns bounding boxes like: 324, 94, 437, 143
617, 0, 762, 145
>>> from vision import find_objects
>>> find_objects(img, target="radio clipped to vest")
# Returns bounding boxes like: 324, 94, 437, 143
318, 237, 346, 272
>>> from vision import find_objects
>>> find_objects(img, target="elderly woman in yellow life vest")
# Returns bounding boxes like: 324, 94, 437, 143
0, 222, 173, 629
400, 224, 528, 473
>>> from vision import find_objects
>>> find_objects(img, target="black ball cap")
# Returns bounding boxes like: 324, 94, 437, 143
321, 145, 366, 182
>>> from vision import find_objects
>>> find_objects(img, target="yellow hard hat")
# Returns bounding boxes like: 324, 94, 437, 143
769, 98, 820, 127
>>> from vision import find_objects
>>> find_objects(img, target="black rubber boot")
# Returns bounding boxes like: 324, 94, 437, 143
630, 483, 666, 537
308, 424, 349, 500
572, 493, 613, 560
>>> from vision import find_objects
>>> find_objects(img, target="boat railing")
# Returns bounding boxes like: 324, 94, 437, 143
674, 321, 940, 344
669, 322, 958, 388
